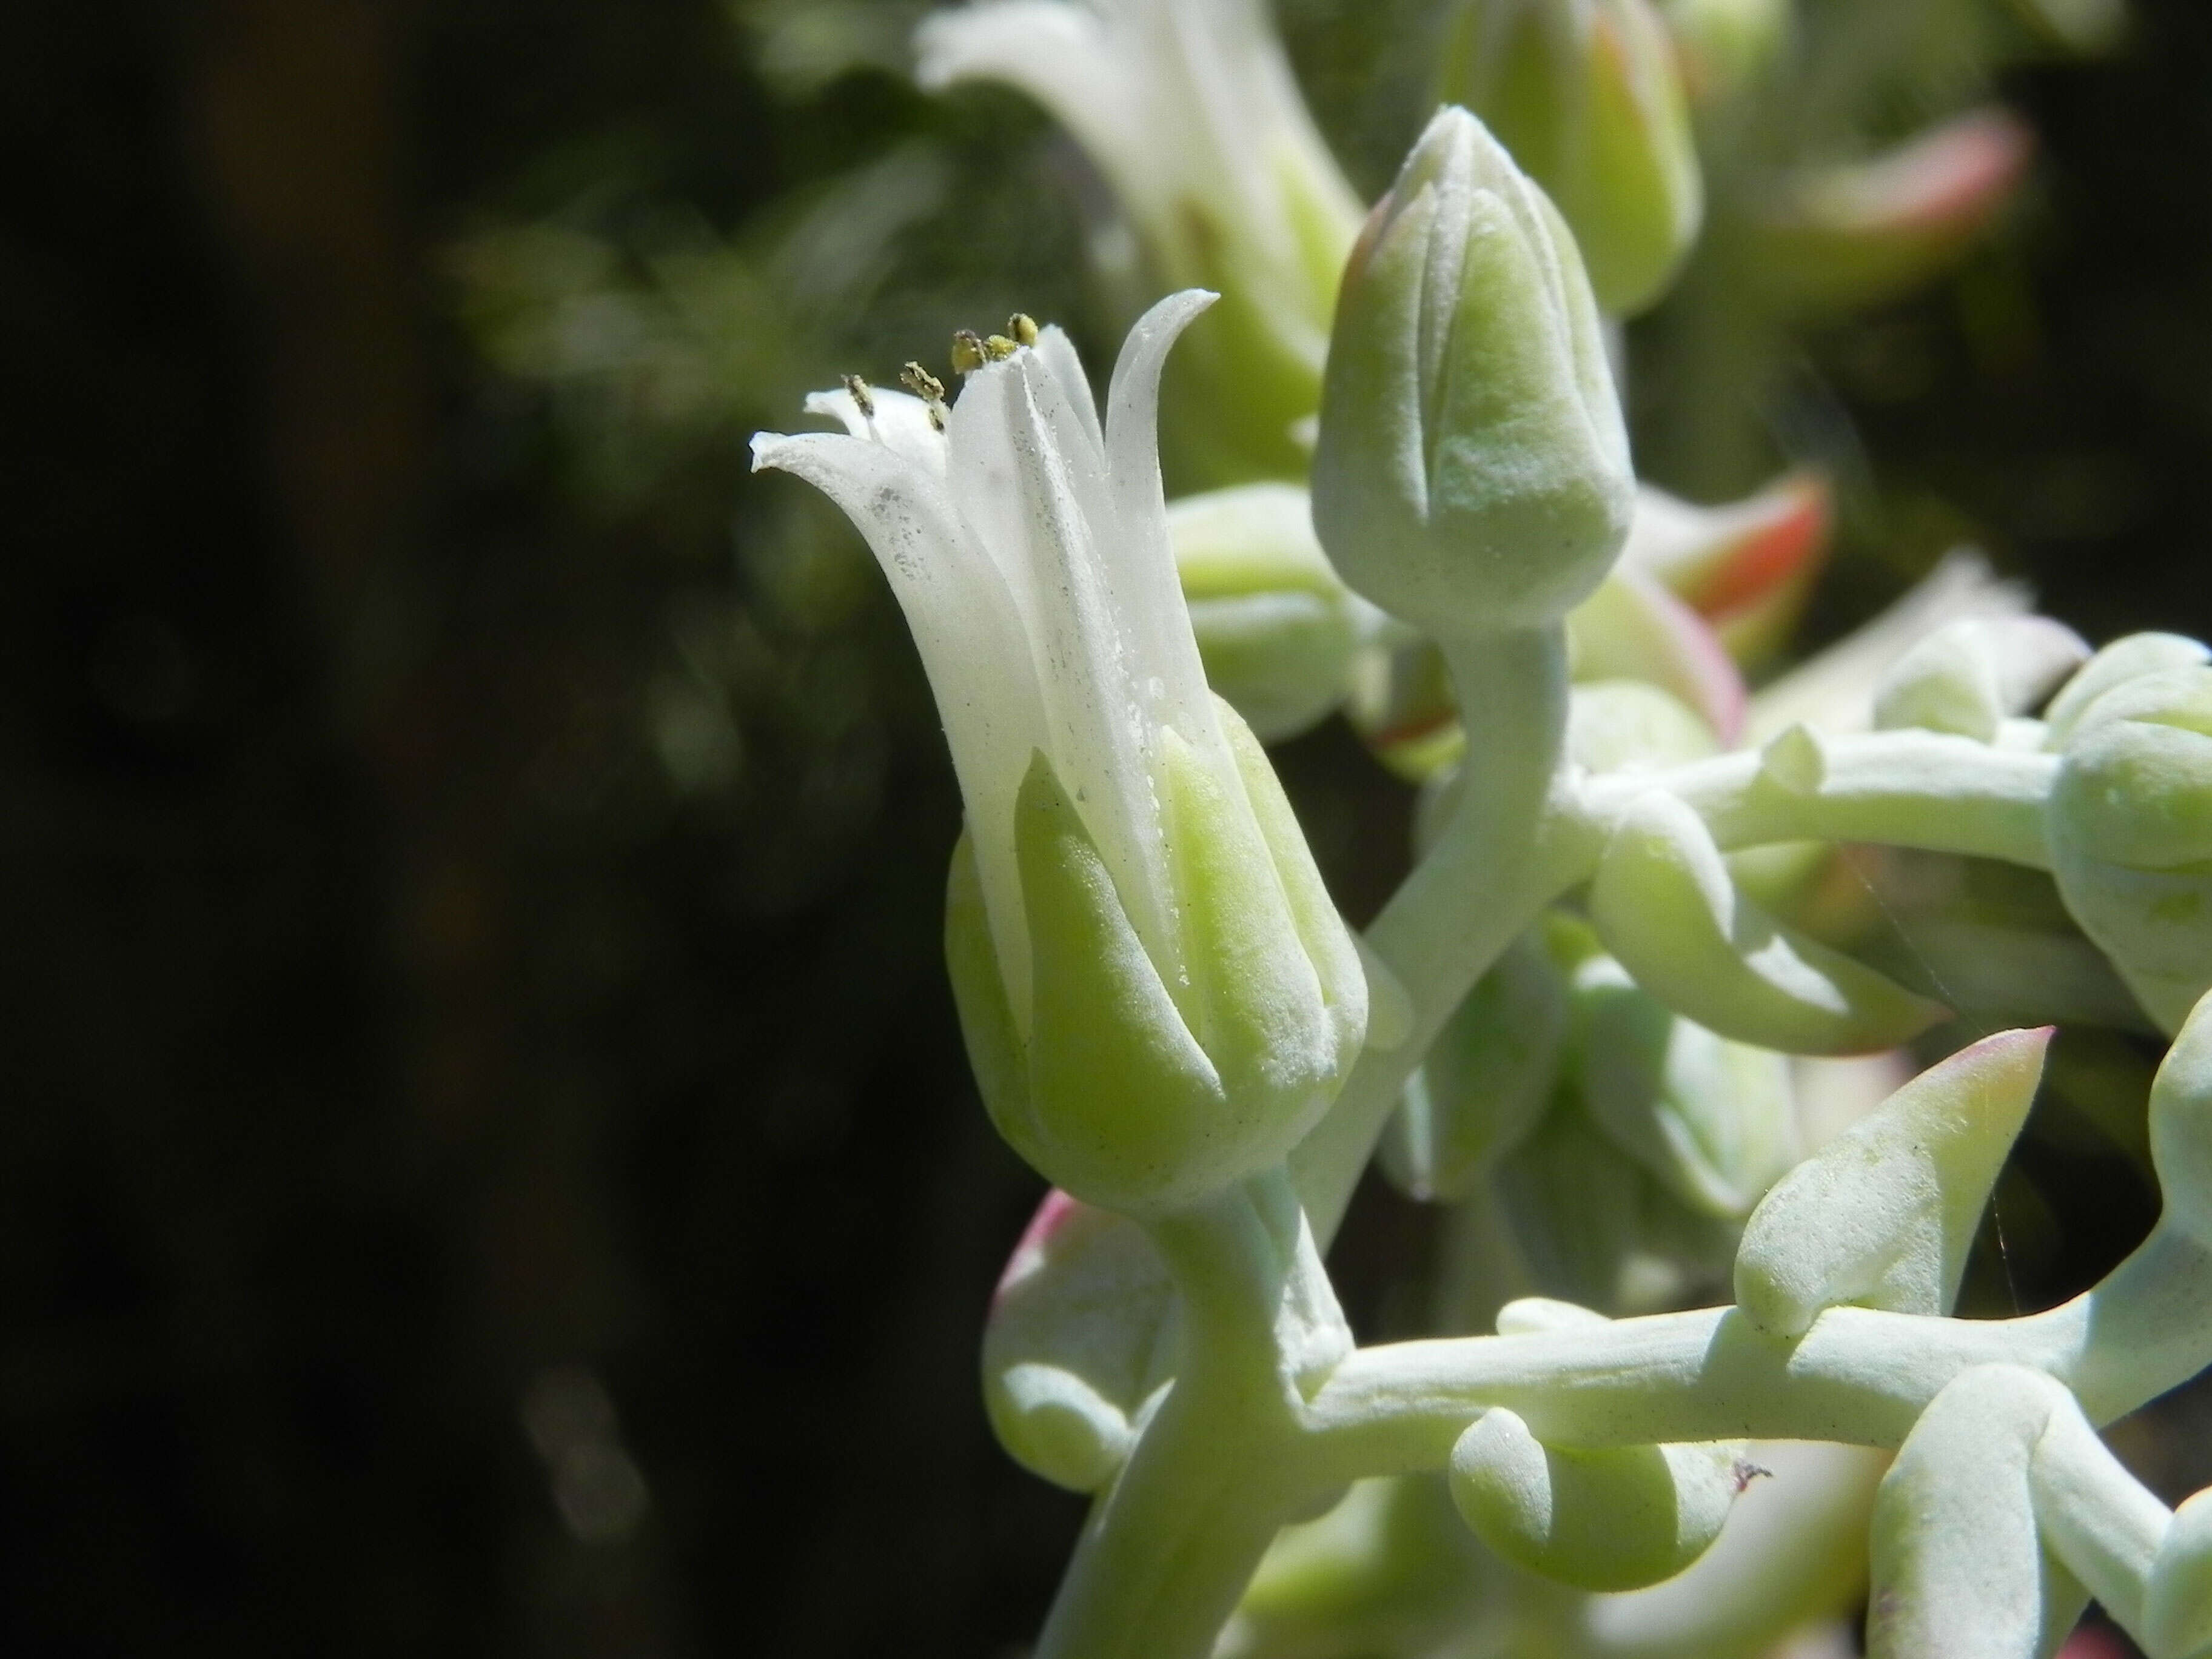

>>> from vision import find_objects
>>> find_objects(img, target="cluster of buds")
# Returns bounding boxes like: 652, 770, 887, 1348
737, 1, 2212, 1655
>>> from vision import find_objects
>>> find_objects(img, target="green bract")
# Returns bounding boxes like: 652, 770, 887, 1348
1311, 105, 1634, 638
1734, 1027, 2049, 1337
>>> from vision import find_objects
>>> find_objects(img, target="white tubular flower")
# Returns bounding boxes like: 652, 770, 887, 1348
915, 0, 1364, 478
751, 292, 1366, 1216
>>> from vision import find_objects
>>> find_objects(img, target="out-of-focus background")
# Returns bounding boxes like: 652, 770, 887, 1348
5, 0, 2212, 1653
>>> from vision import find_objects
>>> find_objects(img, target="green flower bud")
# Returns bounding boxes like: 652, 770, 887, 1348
1654, 0, 1789, 104
948, 710, 1366, 1215
1733, 1027, 2051, 1338
1569, 954, 1798, 1219
1871, 617, 2089, 743
1589, 788, 1947, 1054
2049, 667, 2212, 1031
1170, 483, 1374, 742
1448, 1407, 1746, 1591
1381, 931, 1568, 1201
980, 1191, 1172, 1492
1312, 105, 1634, 638
1438, 0, 1704, 315
2043, 631, 2211, 749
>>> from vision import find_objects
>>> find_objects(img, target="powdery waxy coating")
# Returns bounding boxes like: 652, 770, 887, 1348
752, 292, 1366, 1216
1734, 1027, 2053, 1338
1312, 106, 1634, 639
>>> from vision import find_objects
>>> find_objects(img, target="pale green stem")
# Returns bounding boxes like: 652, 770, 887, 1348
2029, 1393, 2168, 1640
1034, 1171, 1343, 1659
1594, 730, 2059, 869
1294, 655, 2064, 1251
1294, 627, 1581, 1245
1299, 1223, 2212, 1487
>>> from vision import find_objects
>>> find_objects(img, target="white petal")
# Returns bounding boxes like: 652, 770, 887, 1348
914, 5, 1158, 223
1031, 325, 1103, 463
800, 383, 949, 483
1104, 290, 1222, 751
751, 428, 1042, 998
945, 353, 1179, 980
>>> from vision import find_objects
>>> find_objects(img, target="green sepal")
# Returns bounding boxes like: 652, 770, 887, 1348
1013, 751, 1228, 1213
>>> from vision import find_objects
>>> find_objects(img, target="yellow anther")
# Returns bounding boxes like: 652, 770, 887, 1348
950, 330, 987, 375
1009, 313, 1039, 347
841, 374, 876, 420
900, 361, 950, 432
983, 334, 1018, 361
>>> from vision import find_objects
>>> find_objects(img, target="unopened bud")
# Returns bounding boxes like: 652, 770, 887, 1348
1449, 1408, 1743, 1590
1313, 106, 1633, 637
2043, 631, 2211, 748
1439, 0, 1704, 315
981, 1192, 1171, 1491
2049, 666, 2212, 1030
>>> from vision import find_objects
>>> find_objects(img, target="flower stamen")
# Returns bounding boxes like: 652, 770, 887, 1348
899, 361, 950, 431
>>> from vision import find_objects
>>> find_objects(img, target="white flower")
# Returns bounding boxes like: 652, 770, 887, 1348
914, 0, 1364, 475
751, 292, 1366, 1213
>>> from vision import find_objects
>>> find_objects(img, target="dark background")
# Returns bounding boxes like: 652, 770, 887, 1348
5, 0, 2211, 1654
